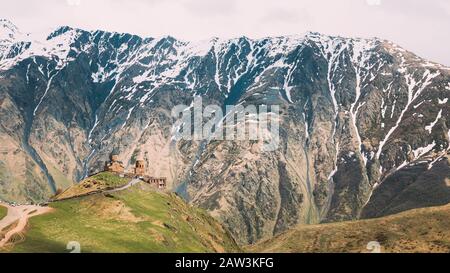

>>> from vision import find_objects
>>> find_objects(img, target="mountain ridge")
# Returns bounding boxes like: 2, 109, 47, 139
249, 202, 450, 253
0, 19, 449, 244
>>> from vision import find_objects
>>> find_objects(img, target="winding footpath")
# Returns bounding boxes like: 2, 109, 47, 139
104, 178, 141, 193
0, 203, 52, 248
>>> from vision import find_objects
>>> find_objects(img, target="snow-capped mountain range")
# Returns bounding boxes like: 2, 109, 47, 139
0, 19, 449, 243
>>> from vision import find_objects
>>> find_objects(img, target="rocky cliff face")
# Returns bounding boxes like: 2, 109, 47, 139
0, 19, 449, 244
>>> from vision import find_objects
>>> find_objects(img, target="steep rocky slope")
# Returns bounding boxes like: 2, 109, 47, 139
0, 19, 449, 244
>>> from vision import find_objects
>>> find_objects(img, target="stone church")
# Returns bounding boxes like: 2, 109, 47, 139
103, 151, 167, 189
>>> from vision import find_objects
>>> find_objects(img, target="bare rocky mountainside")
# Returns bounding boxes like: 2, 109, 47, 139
0, 19, 449, 244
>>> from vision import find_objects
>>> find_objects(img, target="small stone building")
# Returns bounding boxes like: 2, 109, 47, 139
142, 176, 167, 190
134, 160, 145, 176
104, 153, 125, 173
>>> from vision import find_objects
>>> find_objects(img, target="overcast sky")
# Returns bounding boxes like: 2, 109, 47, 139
1, 0, 449, 65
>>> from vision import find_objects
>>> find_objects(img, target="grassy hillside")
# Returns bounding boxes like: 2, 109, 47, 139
249, 204, 450, 253
0, 204, 6, 220
54, 172, 130, 200
7, 170, 448, 253
4, 180, 239, 253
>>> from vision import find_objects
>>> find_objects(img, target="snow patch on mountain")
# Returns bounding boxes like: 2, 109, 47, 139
0, 25, 81, 70
413, 141, 436, 159
376, 69, 440, 160
425, 109, 443, 134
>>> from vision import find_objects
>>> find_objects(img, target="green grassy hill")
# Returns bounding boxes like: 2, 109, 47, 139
249, 204, 450, 253
3, 174, 240, 253
6, 171, 449, 253
0, 205, 6, 220
54, 172, 131, 200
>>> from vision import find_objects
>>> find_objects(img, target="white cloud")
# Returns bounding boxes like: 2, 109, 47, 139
1, 0, 449, 65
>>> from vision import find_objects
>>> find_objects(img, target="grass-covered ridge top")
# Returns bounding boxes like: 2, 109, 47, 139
6, 181, 240, 253
54, 172, 131, 200
249, 203, 450, 253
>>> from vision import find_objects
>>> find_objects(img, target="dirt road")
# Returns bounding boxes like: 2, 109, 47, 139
105, 178, 141, 193
0, 203, 52, 248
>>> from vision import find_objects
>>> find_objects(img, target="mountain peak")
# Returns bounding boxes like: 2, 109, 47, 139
46, 26, 76, 40
0, 18, 18, 30
0, 18, 20, 42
